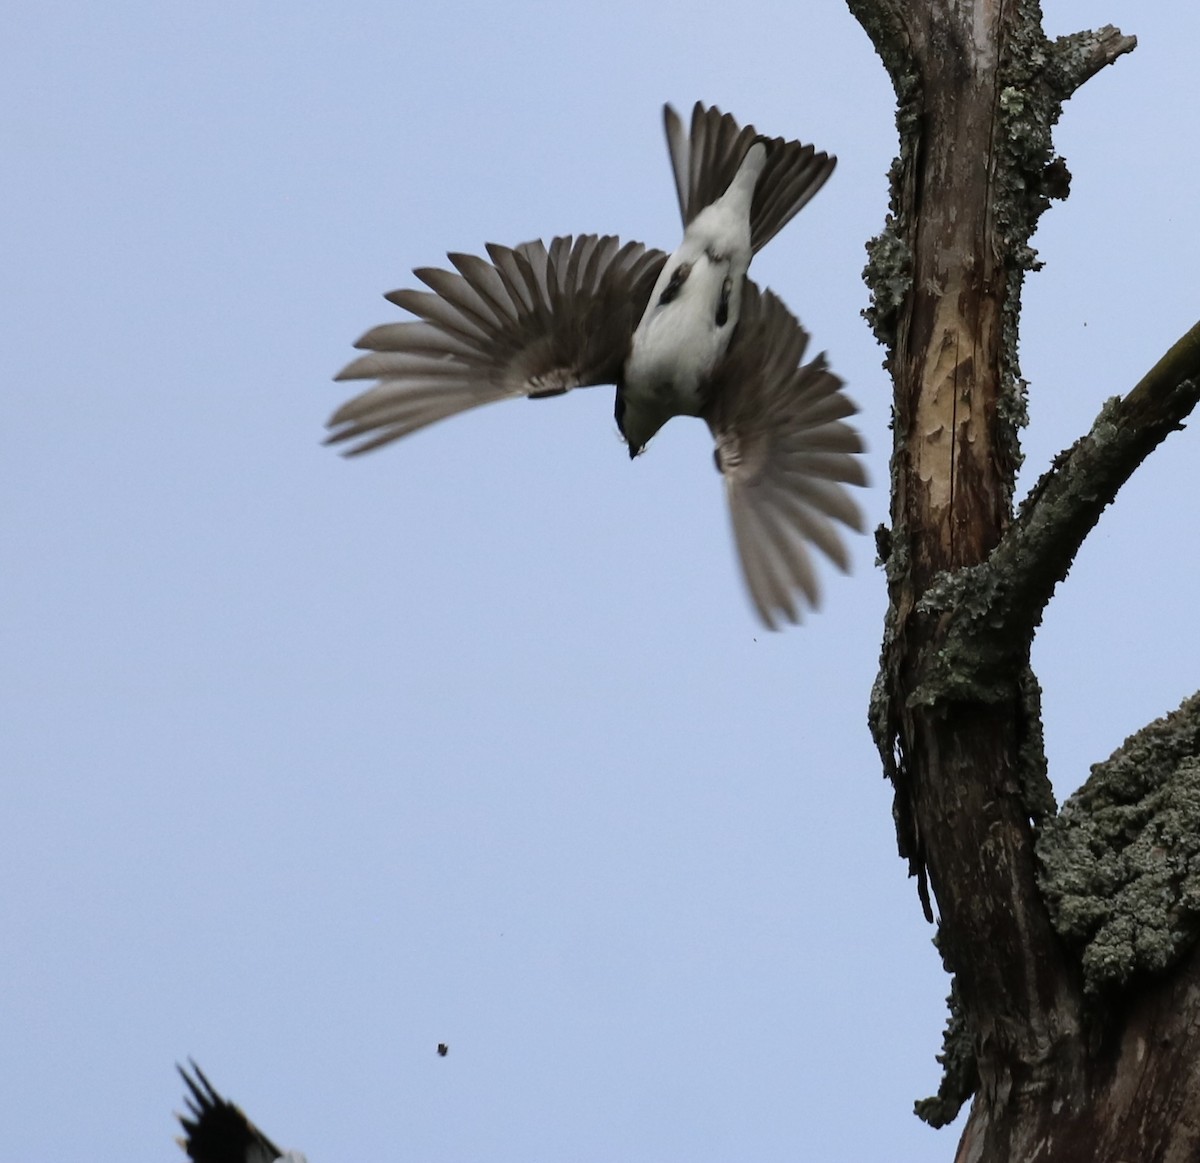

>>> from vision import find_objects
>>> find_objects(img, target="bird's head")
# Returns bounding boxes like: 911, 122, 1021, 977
614, 387, 671, 459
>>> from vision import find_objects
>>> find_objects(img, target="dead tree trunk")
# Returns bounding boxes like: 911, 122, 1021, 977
847, 1, 1200, 1158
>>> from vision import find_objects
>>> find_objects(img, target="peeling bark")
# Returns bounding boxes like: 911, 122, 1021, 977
849, 1, 1200, 1159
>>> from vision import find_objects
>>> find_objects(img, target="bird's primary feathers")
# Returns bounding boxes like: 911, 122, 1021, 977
176, 1062, 308, 1163
329, 101, 866, 627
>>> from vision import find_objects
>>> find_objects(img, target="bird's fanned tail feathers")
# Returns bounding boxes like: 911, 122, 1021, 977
662, 101, 836, 253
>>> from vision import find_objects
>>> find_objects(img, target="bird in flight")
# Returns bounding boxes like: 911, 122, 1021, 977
329, 102, 866, 627
176, 1062, 308, 1163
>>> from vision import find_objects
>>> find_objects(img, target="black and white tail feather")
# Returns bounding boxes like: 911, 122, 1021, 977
176, 1062, 308, 1163
329, 101, 866, 628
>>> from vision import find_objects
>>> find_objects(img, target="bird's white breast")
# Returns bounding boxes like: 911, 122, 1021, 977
617, 143, 762, 450
624, 251, 736, 411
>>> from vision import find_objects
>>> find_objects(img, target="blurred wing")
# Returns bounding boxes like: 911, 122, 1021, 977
328, 235, 666, 455
703, 283, 867, 629
176, 1062, 296, 1163
662, 102, 837, 253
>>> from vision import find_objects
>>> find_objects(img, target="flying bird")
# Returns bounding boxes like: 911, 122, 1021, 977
176, 1062, 308, 1163
329, 102, 866, 627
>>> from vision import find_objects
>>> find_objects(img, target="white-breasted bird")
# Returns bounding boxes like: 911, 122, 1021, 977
176, 1063, 308, 1163
329, 102, 866, 627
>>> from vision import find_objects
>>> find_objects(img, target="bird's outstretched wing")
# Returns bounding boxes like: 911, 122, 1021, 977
328, 234, 666, 455
703, 283, 867, 628
176, 1062, 302, 1163
662, 101, 836, 254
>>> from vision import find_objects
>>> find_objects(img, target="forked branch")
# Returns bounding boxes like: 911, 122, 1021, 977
922, 320, 1200, 699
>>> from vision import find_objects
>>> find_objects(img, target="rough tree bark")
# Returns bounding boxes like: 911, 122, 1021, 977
846, 1, 1200, 1159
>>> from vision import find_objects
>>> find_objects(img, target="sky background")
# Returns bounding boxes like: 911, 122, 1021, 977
3, 3, 1197, 1160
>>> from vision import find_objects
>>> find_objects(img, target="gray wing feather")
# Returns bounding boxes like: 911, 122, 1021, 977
703, 282, 867, 629
329, 236, 667, 455
662, 101, 837, 254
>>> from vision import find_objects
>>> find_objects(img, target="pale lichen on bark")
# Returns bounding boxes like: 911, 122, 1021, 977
1047, 25, 1139, 98
916, 977, 978, 1128
848, 0, 919, 354
862, 222, 912, 349
1037, 693, 1200, 996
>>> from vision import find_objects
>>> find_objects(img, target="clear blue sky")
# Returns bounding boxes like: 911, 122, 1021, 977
3, 3, 1197, 1160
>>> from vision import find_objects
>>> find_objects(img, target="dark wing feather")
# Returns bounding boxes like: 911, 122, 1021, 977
328, 235, 666, 455
702, 283, 867, 629
176, 1062, 286, 1163
662, 102, 837, 253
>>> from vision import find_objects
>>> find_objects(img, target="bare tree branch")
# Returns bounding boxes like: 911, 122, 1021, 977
1004, 320, 1200, 629
915, 319, 1200, 700
1049, 26, 1138, 98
